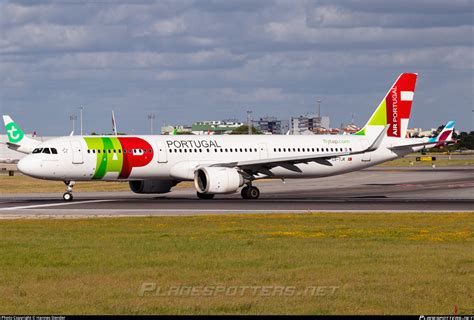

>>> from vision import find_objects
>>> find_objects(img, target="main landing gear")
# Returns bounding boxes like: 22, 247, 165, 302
63, 180, 75, 201
241, 185, 260, 200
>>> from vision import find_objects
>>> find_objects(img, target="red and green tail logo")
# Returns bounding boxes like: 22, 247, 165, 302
355, 73, 417, 138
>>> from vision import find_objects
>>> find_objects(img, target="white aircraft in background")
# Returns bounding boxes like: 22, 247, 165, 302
3, 73, 455, 201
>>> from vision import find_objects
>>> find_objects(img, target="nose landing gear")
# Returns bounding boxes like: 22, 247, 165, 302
63, 180, 75, 201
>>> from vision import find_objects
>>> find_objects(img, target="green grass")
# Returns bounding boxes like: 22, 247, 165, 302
0, 213, 472, 315
0, 175, 193, 194
378, 155, 474, 167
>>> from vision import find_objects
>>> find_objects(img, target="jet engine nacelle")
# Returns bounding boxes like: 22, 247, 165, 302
194, 167, 244, 194
129, 180, 177, 194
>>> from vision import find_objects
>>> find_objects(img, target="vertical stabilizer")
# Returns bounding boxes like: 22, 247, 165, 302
355, 73, 418, 138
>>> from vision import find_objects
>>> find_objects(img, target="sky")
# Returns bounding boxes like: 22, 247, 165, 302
1, 0, 473, 136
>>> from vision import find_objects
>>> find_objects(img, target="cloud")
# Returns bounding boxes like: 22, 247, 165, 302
0, 0, 472, 134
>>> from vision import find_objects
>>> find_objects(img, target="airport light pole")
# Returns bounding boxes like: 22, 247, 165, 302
70, 114, 77, 134
316, 98, 322, 118
78, 105, 84, 135
148, 113, 156, 134
247, 110, 252, 135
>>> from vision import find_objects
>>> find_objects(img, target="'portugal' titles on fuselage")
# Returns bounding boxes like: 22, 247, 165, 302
166, 139, 222, 149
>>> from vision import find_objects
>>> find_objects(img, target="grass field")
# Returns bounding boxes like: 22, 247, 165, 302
0, 213, 472, 315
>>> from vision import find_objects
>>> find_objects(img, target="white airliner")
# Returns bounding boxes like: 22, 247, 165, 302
3, 73, 455, 201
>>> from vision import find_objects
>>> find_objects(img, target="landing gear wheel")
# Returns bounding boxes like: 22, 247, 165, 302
242, 186, 260, 200
241, 186, 250, 199
63, 180, 75, 201
197, 192, 215, 200
63, 192, 73, 201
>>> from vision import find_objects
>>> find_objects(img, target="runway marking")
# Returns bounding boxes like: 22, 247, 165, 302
0, 199, 116, 211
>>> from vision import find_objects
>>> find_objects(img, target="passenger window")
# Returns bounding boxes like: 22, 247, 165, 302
51, 148, 58, 154
33, 148, 42, 154
98, 150, 101, 154
43, 148, 51, 154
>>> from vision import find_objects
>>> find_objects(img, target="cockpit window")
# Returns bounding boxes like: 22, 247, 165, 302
42, 148, 51, 154
32, 148, 43, 154
51, 148, 58, 154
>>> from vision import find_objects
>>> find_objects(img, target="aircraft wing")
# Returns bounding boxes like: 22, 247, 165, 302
389, 140, 455, 150
207, 126, 389, 176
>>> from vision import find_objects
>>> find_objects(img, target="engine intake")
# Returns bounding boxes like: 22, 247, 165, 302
129, 180, 177, 194
194, 167, 244, 194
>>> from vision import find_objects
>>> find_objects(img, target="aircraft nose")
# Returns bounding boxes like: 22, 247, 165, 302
17, 156, 39, 177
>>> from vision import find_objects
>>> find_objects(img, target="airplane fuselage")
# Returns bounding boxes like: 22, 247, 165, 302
18, 134, 418, 182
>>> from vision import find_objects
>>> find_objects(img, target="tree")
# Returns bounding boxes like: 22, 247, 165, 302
456, 131, 474, 150
230, 125, 263, 135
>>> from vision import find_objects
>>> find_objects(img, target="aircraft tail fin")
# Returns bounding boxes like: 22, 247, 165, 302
429, 121, 456, 147
2, 115, 40, 154
355, 73, 418, 139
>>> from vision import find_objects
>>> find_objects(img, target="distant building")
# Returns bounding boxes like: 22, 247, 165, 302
341, 123, 361, 135
191, 120, 243, 135
161, 125, 192, 135
252, 117, 289, 135
290, 114, 330, 135
407, 128, 437, 138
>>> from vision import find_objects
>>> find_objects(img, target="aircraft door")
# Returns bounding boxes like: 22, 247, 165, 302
258, 143, 268, 159
156, 140, 168, 163
70, 140, 84, 164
